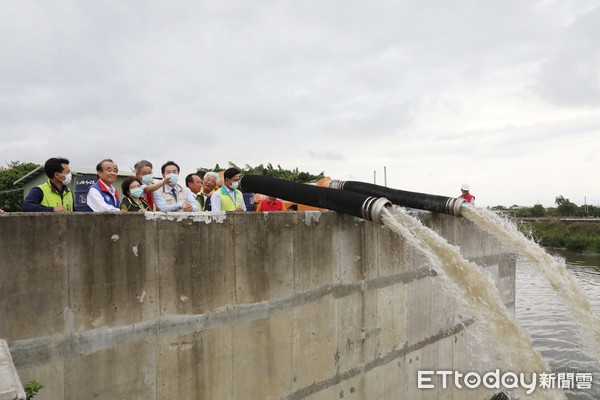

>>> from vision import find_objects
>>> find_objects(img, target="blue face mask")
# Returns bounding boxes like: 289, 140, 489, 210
166, 173, 179, 186
130, 187, 144, 198
141, 174, 153, 185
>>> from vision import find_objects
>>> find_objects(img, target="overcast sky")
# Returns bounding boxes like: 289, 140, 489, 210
2, 1, 599, 207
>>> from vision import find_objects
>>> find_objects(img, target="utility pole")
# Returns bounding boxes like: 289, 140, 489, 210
373, 170, 376, 184
384, 166, 387, 187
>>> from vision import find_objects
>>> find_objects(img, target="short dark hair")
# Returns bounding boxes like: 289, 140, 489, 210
185, 173, 197, 189
223, 167, 240, 181
97, 159, 117, 173
161, 161, 180, 175
44, 157, 69, 179
121, 176, 141, 197
196, 170, 206, 179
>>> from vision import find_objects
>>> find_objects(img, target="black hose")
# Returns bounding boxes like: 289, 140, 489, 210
329, 180, 465, 216
238, 175, 391, 223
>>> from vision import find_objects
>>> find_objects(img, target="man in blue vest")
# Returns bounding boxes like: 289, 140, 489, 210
211, 167, 246, 212
22, 157, 73, 212
85, 159, 121, 212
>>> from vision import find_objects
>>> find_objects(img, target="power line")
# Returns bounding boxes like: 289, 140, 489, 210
0, 188, 24, 195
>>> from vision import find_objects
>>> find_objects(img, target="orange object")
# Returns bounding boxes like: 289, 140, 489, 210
251, 177, 331, 211
316, 177, 332, 187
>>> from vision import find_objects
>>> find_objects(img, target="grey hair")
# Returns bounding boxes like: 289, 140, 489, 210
203, 171, 220, 184
134, 160, 153, 175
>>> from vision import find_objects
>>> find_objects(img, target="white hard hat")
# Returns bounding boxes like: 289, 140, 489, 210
461, 183, 470, 191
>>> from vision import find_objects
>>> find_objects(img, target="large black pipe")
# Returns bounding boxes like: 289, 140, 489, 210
328, 180, 466, 216
238, 175, 391, 224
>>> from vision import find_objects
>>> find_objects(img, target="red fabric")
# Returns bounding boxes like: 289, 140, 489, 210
97, 179, 120, 200
258, 198, 285, 211
459, 193, 475, 203
143, 191, 155, 211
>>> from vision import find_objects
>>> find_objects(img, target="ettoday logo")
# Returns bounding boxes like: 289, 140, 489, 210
418, 370, 593, 394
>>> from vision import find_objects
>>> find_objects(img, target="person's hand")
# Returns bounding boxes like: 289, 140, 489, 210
138, 208, 146, 213
235, 206, 244, 211
53, 205, 66, 212
182, 202, 193, 212
162, 176, 172, 186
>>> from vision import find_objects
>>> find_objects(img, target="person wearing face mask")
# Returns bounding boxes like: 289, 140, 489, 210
133, 160, 173, 211
153, 161, 198, 212
120, 176, 151, 212
211, 167, 246, 212
22, 157, 74, 212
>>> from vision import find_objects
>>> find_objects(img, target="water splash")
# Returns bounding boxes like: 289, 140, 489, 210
381, 207, 566, 400
461, 206, 600, 365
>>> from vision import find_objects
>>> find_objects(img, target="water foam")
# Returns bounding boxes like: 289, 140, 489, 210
382, 207, 565, 400
461, 206, 600, 366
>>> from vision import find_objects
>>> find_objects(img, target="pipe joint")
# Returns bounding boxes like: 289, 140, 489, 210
361, 197, 392, 224
446, 197, 466, 216
328, 180, 345, 190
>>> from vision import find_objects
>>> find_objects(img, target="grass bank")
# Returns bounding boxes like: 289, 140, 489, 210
518, 220, 600, 253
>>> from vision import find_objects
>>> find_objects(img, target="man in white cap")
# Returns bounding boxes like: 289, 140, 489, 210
459, 183, 475, 204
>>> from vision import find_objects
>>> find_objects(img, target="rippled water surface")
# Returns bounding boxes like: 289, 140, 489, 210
516, 251, 600, 400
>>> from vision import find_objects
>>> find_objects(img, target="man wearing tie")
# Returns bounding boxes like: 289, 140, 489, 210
153, 161, 198, 212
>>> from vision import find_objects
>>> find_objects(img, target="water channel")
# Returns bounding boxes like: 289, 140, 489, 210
516, 250, 600, 400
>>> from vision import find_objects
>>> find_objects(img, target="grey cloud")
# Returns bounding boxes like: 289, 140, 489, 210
2, 0, 600, 210
534, 6, 600, 106
306, 150, 346, 162
0, 0, 564, 138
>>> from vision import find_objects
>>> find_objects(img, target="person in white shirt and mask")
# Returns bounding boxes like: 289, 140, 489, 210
153, 160, 198, 212
211, 167, 246, 212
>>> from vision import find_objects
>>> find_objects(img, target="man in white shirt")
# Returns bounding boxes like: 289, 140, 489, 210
153, 161, 198, 212
85, 159, 122, 212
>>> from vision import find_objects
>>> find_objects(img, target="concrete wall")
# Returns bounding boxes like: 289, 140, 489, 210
0, 211, 514, 400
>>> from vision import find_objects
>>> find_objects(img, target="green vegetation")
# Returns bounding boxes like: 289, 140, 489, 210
519, 220, 600, 253
491, 195, 600, 218
493, 194, 600, 253
198, 162, 325, 184
0, 161, 40, 211
24, 379, 44, 400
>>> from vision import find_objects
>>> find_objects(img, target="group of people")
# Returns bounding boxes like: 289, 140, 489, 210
18, 157, 286, 213
6, 157, 475, 213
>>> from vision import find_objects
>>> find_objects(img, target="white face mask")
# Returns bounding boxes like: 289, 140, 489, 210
59, 172, 72, 185
141, 174, 153, 185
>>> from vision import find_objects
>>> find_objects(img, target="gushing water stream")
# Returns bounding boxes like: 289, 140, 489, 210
381, 207, 566, 399
461, 206, 600, 366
